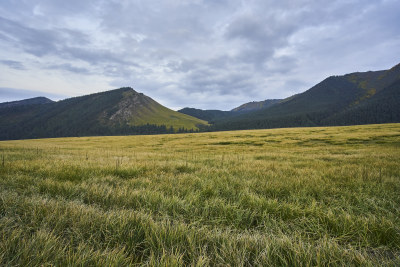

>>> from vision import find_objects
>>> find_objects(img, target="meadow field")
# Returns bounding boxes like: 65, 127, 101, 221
0, 124, 399, 266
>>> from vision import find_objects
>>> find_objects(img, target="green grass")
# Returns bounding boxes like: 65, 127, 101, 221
121, 90, 208, 130
129, 100, 208, 130
0, 123, 399, 266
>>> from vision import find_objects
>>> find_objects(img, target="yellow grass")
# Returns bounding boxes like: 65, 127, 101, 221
0, 123, 399, 265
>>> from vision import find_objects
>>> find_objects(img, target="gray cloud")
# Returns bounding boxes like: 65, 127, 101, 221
47, 63, 91, 74
0, 60, 26, 70
0, 0, 399, 110
0, 16, 59, 57
0, 87, 66, 102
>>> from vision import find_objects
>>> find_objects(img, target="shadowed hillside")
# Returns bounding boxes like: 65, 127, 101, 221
0, 87, 207, 140
0, 97, 53, 108
210, 63, 400, 130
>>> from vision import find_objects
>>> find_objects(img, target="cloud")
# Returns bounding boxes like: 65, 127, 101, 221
0, 16, 94, 59
0, 0, 399, 110
47, 63, 91, 74
0, 87, 66, 102
0, 60, 26, 70
0, 16, 59, 57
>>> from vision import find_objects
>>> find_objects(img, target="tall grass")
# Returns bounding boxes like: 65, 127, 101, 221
0, 123, 399, 265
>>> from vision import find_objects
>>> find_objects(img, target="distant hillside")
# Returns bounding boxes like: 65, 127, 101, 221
178, 99, 282, 123
211, 63, 400, 130
231, 99, 281, 113
178, 108, 233, 122
0, 97, 53, 108
324, 78, 400, 125
0, 87, 207, 140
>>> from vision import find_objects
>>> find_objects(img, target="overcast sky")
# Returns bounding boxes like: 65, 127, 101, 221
0, 0, 399, 110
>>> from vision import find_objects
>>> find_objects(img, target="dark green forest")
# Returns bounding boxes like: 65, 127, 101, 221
205, 65, 400, 131
0, 88, 197, 140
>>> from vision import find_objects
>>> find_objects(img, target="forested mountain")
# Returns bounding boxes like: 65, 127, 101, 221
178, 99, 282, 122
210, 63, 400, 130
0, 87, 207, 140
0, 97, 53, 108
231, 99, 282, 113
178, 108, 233, 122
324, 78, 400, 125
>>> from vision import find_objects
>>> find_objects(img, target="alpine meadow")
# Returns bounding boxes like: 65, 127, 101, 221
0, 123, 399, 266
1, 1, 400, 266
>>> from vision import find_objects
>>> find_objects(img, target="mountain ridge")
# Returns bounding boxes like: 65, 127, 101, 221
178, 107, 234, 122
1, 63, 399, 140
0, 96, 54, 108
178, 99, 283, 122
231, 99, 282, 113
209, 63, 400, 130
0, 87, 207, 140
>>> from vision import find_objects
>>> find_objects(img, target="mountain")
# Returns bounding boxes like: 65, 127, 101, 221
1, 64, 399, 140
101, 88, 207, 129
211, 63, 400, 130
0, 96, 53, 108
231, 99, 281, 113
178, 108, 233, 122
324, 78, 400, 125
0, 87, 207, 140
178, 99, 282, 123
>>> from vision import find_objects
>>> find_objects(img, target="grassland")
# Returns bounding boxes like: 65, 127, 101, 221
0, 124, 399, 266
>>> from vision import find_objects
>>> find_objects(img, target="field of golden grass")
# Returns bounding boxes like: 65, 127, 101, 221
0, 124, 399, 265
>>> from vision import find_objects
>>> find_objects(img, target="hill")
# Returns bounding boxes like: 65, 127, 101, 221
178, 99, 281, 122
324, 78, 400, 125
178, 107, 233, 122
211, 63, 400, 130
0, 87, 207, 140
231, 99, 281, 112
0, 96, 53, 108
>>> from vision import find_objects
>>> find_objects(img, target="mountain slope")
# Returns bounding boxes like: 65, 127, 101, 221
178, 108, 233, 122
212, 63, 400, 130
98, 89, 208, 129
324, 79, 400, 125
0, 96, 53, 108
231, 99, 281, 113
0, 87, 207, 140
178, 99, 282, 123
340, 63, 400, 106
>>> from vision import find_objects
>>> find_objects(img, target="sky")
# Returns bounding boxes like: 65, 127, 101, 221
0, 0, 399, 110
